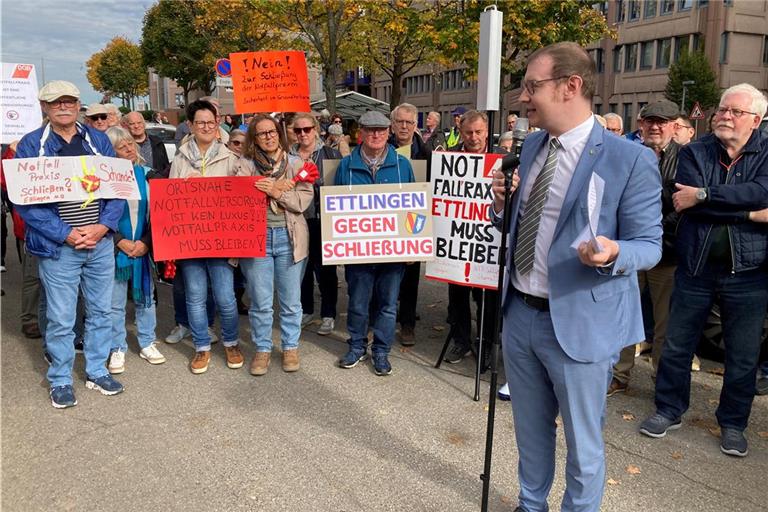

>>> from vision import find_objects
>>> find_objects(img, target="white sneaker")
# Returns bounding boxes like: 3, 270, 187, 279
140, 343, 167, 365
165, 325, 190, 344
317, 317, 335, 335
497, 382, 510, 401
0, 265, 6, 272
208, 327, 219, 344
301, 314, 313, 327
108, 350, 125, 374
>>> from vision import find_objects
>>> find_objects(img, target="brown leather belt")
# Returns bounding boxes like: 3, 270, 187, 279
515, 288, 550, 311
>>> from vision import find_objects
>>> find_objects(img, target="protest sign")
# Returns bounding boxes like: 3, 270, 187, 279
149, 177, 267, 261
425, 151, 503, 289
320, 183, 433, 265
2, 155, 140, 205
1, 63, 41, 144
230, 50, 310, 114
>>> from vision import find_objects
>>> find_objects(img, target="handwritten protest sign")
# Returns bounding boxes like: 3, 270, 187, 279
1, 63, 41, 144
320, 183, 433, 265
230, 50, 310, 114
149, 177, 267, 261
2, 155, 140, 205
425, 151, 503, 289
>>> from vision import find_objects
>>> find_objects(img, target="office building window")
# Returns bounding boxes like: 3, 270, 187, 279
640, 41, 654, 69
724, 0, 733, 6
622, 103, 634, 131
625, 43, 638, 72
616, 0, 626, 22
692, 33, 702, 51
613, 45, 623, 73
657, 38, 672, 68
698, 0, 709, 6
593, 2, 608, 16
628, 0, 641, 20
592, 48, 605, 72
638, 101, 648, 116
661, 0, 675, 14
764, 35, 768, 65
720, 32, 729, 64
678, 0, 693, 9
645, 0, 658, 17
594, 103, 602, 115
674, 35, 689, 62
609, 103, 618, 114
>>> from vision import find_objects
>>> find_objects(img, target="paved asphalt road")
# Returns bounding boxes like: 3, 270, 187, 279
1, 255, 766, 511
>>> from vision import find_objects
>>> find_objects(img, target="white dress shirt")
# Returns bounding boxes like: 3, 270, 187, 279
512, 115, 595, 298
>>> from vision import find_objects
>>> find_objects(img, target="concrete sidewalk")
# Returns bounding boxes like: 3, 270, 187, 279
1, 254, 765, 511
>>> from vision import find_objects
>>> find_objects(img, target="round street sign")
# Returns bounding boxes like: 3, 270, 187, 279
215, 58, 231, 77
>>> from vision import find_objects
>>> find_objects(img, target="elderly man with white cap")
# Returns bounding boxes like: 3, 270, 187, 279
333, 111, 415, 376
14, 80, 126, 408
85, 103, 110, 132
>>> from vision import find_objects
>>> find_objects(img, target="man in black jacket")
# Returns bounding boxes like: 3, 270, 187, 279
640, 84, 768, 458
124, 111, 170, 177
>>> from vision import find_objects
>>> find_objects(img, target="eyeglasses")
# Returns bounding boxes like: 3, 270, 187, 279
607, 127, 622, 134
393, 119, 415, 126
229, 140, 243, 146
522, 75, 571, 96
88, 114, 108, 121
676, 123, 693, 130
715, 107, 756, 118
193, 120, 217, 129
255, 129, 278, 139
48, 98, 78, 108
332, 119, 343, 124
642, 117, 672, 127
293, 126, 314, 135
362, 127, 388, 134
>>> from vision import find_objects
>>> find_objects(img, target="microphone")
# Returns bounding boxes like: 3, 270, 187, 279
499, 117, 529, 174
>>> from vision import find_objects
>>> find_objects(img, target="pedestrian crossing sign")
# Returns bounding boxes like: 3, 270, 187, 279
689, 101, 704, 120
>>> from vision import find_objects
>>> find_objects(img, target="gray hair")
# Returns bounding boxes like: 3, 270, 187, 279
391, 103, 418, 122
720, 83, 768, 119
106, 126, 145, 164
498, 131, 515, 144
229, 129, 245, 139
428, 111, 441, 124
603, 112, 623, 131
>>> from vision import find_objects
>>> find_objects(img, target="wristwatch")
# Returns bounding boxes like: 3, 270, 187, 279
695, 188, 708, 202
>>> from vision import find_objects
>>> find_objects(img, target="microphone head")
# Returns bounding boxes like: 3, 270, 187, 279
513, 118, 529, 140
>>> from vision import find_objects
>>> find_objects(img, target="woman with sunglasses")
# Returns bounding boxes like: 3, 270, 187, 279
289, 113, 342, 336
169, 99, 243, 375
237, 114, 313, 376
227, 129, 246, 157
105, 126, 166, 374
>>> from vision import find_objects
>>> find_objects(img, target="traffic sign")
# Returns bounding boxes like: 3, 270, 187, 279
215, 58, 231, 77
689, 101, 704, 120
215, 76, 232, 87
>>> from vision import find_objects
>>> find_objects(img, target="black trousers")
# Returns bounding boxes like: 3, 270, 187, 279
398, 262, 420, 328
447, 283, 499, 348
301, 218, 338, 319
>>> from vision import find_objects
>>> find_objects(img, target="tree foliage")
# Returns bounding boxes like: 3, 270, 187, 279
141, 0, 215, 104
86, 37, 147, 108
434, 0, 614, 90
665, 50, 720, 113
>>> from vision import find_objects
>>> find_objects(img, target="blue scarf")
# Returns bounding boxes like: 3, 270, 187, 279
115, 164, 152, 306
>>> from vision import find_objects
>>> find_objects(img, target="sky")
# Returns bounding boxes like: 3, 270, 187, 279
1, 0, 154, 106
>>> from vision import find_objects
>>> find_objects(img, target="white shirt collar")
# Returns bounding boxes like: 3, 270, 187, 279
549, 115, 595, 152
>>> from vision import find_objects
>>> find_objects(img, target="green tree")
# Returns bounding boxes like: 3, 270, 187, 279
91, 37, 148, 109
141, 0, 215, 105
665, 50, 720, 114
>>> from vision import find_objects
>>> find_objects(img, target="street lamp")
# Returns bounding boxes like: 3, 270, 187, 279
681, 80, 695, 114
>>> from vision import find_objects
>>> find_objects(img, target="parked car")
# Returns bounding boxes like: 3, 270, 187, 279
145, 122, 176, 161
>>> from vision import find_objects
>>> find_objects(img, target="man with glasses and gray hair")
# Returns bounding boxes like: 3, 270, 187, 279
603, 112, 623, 136
640, 83, 768, 459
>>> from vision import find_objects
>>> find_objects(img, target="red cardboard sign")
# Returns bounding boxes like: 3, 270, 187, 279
149, 177, 267, 261
229, 50, 310, 114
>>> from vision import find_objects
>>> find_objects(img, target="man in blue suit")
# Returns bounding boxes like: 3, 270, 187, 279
491, 42, 662, 511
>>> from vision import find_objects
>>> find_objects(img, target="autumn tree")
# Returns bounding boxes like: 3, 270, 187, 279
86, 37, 147, 108
141, 0, 215, 105
193, 0, 284, 57
352, 0, 440, 110
665, 50, 720, 113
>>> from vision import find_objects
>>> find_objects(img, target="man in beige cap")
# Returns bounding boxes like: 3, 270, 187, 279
85, 103, 109, 132
14, 80, 126, 408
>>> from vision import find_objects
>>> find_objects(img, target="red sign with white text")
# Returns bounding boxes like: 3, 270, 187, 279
149, 177, 267, 261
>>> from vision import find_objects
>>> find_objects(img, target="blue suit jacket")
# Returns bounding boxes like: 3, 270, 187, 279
495, 123, 663, 363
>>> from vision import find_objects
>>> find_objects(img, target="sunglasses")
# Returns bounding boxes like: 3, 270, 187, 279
88, 114, 108, 121
229, 140, 243, 146
293, 126, 314, 134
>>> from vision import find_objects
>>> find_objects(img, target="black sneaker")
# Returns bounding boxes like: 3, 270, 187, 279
756, 376, 768, 396
50, 385, 77, 409
639, 412, 682, 438
74, 341, 84, 353
338, 348, 367, 369
720, 427, 748, 457
444, 343, 471, 364
372, 353, 392, 376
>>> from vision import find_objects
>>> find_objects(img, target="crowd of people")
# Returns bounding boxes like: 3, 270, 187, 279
1, 39, 767, 512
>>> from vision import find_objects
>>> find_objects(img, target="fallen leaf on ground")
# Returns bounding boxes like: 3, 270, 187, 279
399, 347, 411, 353
621, 412, 635, 421
625, 464, 641, 475
432, 325, 445, 332
446, 432, 467, 446
500, 496, 513, 504
757, 432, 768, 439
707, 367, 725, 376
708, 427, 721, 437
607, 478, 620, 486
708, 399, 719, 405
426, 302, 441, 308
671, 451, 684, 460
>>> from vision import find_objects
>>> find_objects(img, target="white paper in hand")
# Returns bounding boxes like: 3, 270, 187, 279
571, 172, 605, 252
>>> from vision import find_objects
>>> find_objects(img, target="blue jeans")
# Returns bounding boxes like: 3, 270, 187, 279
344, 263, 405, 354
173, 272, 215, 327
241, 227, 306, 352
38, 238, 114, 387
178, 258, 239, 351
110, 278, 157, 351
656, 265, 768, 430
